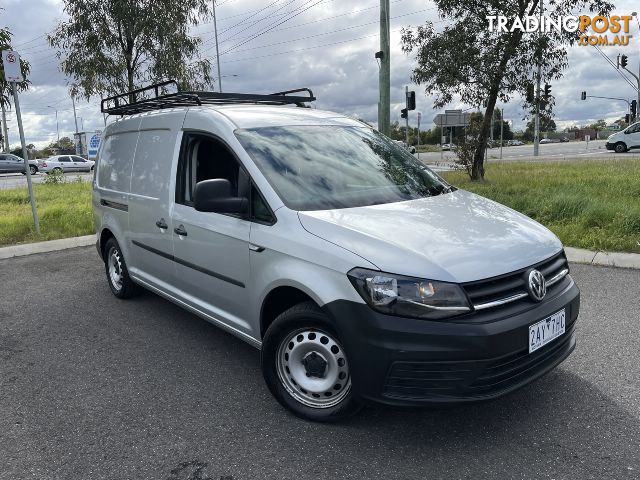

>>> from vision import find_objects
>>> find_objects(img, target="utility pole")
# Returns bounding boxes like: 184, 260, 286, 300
500, 108, 504, 159
71, 95, 83, 156
212, 0, 223, 93
1, 102, 9, 152
417, 112, 421, 160
378, 0, 390, 136
533, 0, 543, 156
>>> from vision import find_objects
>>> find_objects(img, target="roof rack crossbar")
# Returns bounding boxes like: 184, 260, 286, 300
101, 81, 316, 116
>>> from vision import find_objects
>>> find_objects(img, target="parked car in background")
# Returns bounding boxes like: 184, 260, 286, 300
560, 137, 570, 143
539, 138, 553, 144
393, 140, 416, 154
507, 140, 524, 146
39, 155, 95, 173
441, 143, 456, 151
0, 153, 39, 175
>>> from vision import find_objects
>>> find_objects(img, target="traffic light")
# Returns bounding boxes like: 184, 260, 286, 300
621, 54, 628, 69
631, 100, 637, 118
407, 91, 416, 111
581, 91, 587, 100
544, 83, 552, 98
400, 108, 408, 119
526, 84, 535, 104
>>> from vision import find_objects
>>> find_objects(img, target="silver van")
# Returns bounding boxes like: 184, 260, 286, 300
93, 84, 579, 421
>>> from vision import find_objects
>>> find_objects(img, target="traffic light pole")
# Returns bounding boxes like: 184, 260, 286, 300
405, 86, 409, 146
620, 67, 640, 122
533, 0, 543, 157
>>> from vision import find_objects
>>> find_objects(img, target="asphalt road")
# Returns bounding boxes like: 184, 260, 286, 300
418, 139, 640, 168
0, 172, 93, 189
1, 248, 639, 480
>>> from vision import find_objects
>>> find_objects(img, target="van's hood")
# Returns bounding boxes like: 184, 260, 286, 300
297, 190, 562, 283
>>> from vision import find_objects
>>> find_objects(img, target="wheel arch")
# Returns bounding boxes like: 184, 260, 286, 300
260, 285, 319, 338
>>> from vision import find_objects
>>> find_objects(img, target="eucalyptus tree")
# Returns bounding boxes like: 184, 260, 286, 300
48, 0, 214, 102
401, 0, 613, 180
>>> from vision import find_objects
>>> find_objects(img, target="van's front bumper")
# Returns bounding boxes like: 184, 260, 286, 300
322, 278, 579, 406
605, 142, 616, 150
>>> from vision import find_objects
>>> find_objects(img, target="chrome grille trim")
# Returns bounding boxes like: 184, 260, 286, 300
472, 270, 571, 311
546, 268, 569, 287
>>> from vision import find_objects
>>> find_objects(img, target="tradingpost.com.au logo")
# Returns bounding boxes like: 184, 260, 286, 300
486, 14, 634, 47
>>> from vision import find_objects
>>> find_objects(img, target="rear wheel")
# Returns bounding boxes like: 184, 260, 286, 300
103, 238, 141, 299
262, 301, 360, 422
52, 167, 63, 174
614, 142, 627, 153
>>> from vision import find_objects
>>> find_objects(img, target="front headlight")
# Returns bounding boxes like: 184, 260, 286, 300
347, 268, 471, 320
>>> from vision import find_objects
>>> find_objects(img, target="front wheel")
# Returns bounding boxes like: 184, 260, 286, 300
261, 301, 360, 422
29, 165, 37, 175
614, 142, 627, 153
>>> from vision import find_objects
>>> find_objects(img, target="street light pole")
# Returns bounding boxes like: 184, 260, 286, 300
0, 101, 9, 152
47, 106, 59, 144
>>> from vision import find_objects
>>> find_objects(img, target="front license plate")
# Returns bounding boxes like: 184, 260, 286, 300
529, 309, 566, 353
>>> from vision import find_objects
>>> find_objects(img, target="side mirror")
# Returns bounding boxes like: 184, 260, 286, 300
194, 178, 248, 214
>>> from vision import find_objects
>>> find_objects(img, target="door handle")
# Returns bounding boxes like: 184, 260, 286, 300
155, 218, 168, 229
174, 225, 188, 236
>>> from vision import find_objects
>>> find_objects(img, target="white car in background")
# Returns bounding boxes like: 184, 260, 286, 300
39, 155, 95, 173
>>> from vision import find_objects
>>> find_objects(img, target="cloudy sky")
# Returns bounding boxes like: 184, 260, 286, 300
2, 0, 640, 148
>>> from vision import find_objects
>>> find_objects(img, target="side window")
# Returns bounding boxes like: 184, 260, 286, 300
59, 156, 70, 163
176, 134, 242, 207
251, 185, 275, 224
73, 156, 86, 162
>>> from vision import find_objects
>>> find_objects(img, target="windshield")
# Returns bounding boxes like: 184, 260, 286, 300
235, 125, 452, 211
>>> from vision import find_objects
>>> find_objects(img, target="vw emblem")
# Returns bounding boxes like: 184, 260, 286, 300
527, 269, 546, 302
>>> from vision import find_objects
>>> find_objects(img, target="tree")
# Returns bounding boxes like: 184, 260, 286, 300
48, 0, 213, 102
401, 0, 613, 180
1, 14, 31, 108
588, 119, 607, 132
524, 113, 556, 142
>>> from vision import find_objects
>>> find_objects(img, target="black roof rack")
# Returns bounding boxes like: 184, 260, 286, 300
101, 80, 316, 116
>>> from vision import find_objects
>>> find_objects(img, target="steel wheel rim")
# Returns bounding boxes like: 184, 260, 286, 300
108, 247, 123, 291
276, 328, 351, 409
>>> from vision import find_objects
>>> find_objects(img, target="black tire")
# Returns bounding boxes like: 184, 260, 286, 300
614, 142, 627, 153
103, 238, 141, 299
29, 165, 37, 175
261, 301, 361, 422
53, 167, 63, 174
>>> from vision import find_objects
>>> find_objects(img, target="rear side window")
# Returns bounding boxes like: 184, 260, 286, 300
130, 129, 175, 199
97, 132, 139, 193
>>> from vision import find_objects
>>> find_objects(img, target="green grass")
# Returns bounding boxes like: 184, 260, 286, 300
442, 159, 640, 253
1, 159, 639, 253
415, 144, 442, 153
0, 180, 94, 247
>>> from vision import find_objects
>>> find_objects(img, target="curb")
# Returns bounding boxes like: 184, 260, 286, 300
564, 247, 640, 270
0, 235, 95, 260
0, 236, 638, 270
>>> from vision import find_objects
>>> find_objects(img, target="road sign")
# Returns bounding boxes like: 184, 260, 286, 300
2, 50, 23, 82
433, 110, 471, 127
88, 131, 102, 160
